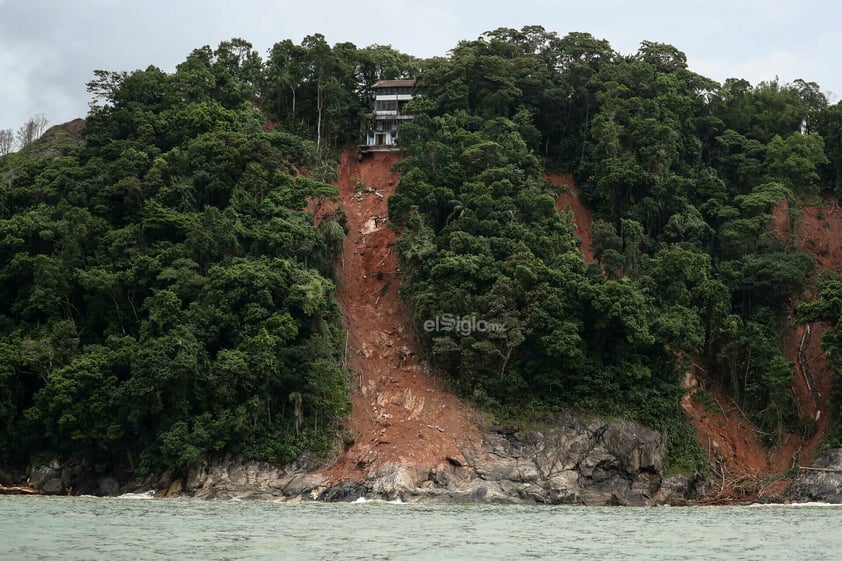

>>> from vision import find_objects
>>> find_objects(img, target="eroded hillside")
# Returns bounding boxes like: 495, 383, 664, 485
679, 200, 842, 501
319, 150, 481, 486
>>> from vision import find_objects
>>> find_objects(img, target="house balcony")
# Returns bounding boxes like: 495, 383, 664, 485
374, 111, 414, 120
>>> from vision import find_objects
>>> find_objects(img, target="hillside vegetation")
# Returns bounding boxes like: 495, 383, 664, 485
389, 27, 842, 470
2, 28, 842, 475
0, 38, 408, 473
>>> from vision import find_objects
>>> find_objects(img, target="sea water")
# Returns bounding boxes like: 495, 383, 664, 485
2, 496, 841, 560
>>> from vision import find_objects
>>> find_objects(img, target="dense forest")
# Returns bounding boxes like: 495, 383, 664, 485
2, 28, 842, 475
389, 28, 842, 469
0, 38, 411, 473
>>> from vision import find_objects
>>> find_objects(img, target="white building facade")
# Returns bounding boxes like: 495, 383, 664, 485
364, 79, 415, 149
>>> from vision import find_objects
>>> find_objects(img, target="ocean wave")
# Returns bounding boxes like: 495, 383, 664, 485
745, 501, 842, 508
116, 490, 156, 500
351, 496, 404, 504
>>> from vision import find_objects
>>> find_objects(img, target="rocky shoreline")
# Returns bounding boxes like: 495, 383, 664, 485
316, 417, 700, 506
786, 448, 842, 504
6, 416, 842, 505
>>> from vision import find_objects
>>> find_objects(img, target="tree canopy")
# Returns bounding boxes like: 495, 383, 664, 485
389, 26, 836, 468
2, 28, 840, 476
0, 39, 353, 473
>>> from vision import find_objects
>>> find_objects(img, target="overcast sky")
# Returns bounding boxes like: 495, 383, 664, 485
1, 0, 839, 131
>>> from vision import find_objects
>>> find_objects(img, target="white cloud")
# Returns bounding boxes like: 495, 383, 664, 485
0, 0, 840, 128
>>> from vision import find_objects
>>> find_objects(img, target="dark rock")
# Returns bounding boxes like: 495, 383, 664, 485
29, 461, 61, 489
442, 416, 672, 505
787, 448, 842, 503
319, 481, 367, 502
98, 476, 120, 496
446, 456, 463, 467
185, 461, 209, 492
73, 469, 100, 496
177, 414, 697, 505
282, 474, 326, 498
183, 456, 306, 499
157, 471, 174, 491
61, 468, 73, 489
163, 479, 183, 497
41, 478, 64, 495
814, 448, 842, 469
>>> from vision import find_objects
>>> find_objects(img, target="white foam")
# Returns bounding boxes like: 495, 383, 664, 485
745, 501, 842, 508
352, 496, 404, 504
116, 490, 156, 500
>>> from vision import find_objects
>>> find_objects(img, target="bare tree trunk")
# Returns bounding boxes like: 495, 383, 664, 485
290, 86, 296, 119
0, 129, 13, 157
290, 392, 303, 436
316, 84, 323, 150
16, 114, 48, 150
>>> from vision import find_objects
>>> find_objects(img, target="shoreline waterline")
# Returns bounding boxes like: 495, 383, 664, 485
3, 496, 842, 561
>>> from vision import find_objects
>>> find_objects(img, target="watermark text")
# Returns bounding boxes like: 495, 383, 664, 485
422, 314, 506, 336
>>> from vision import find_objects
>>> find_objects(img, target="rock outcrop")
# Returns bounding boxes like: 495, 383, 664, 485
787, 448, 842, 503
175, 416, 699, 505
28, 460, 63, 494
12, 416, 699, 503
13, 459, 130, 496
179, 457, 327, 500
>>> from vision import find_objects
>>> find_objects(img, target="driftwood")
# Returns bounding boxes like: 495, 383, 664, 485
0, 485, 40, 495
798, 466, 842, 473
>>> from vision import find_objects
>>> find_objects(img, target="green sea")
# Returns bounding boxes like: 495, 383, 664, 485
1, 496, 841, 560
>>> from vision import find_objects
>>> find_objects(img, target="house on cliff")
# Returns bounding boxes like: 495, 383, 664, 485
361, 79, 416, 153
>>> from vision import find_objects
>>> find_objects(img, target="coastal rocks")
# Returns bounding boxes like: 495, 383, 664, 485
146, 416, 701, 505
787, 448, 842, 503
98, 475, 120, 496
178, 456, 326, 500
40, 478, 65, 495
441, 417, 671, 506
28, 460, 62, 491
313, 416, 696, 505
26, 460, 67, 494
20, 460, 126, 496
161, 478, 183, 497
650, 474, 695, 506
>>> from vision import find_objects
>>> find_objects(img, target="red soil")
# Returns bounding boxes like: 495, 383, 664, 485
318, 150, 481, 485
680, 369, 797, 500
544, 172, 596, 264
538, 174, 839, 500
779, 200, 841, 454
316, 152, 840, 501
680, 199, 842, 501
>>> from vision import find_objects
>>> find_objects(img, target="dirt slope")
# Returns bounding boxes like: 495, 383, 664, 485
545, 172, 596, 264
319, 156, 839, 500
680, 369, 797, 500
541, 174, 839, 500
319, 150, 481, 485
779, 200, 841, 453
680, 200, 842, 501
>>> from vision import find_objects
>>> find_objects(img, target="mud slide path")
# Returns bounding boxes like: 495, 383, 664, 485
543, 172, 838, 499
778, 201, 841, 457
320, 150, 480, 485
679, 200, 842, 501
545, 172, 596, 264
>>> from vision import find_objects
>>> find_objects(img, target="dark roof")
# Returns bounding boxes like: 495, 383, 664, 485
373, 79, 416, 88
